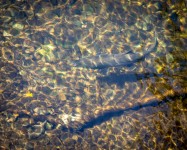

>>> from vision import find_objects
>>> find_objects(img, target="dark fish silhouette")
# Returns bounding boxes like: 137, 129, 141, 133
74, 92, 186, 133
71, 32, 158, 69
17, 91, 185, 138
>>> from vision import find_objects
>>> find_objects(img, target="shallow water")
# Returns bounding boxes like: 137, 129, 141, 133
0, 0, 187, 149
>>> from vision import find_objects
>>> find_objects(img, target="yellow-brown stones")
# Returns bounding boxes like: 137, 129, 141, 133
0, 0, 187, 149
58, 92, 67, 101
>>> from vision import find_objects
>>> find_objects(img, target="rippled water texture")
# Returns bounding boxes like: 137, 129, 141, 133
0, 0, 187, 149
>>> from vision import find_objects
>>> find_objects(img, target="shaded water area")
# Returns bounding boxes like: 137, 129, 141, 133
0, 0, 187, 149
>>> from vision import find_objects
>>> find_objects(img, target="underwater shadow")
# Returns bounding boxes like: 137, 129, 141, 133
97, 72, 163, 87
73, 92, 186, 133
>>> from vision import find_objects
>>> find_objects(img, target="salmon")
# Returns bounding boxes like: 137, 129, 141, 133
71, 32, 158, 69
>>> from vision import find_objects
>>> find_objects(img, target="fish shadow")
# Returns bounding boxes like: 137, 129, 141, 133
74, 92, 186, 133
97, 72, 163, 87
